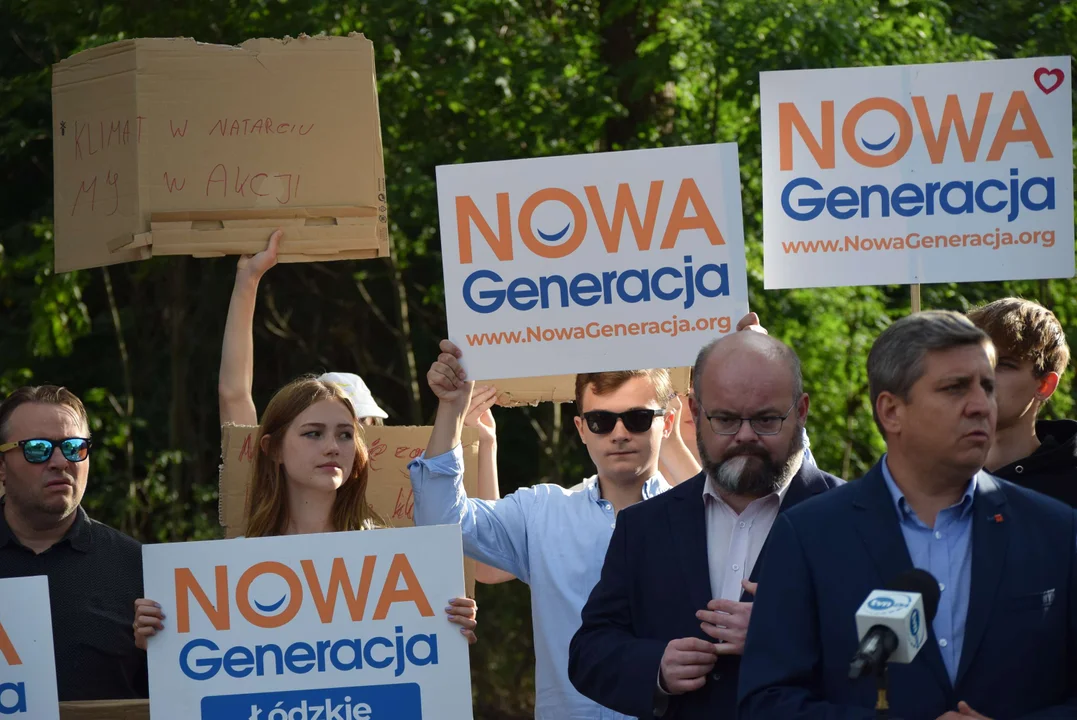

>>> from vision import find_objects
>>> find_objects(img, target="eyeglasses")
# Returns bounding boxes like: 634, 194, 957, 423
0, 438, 92, 464
703, 401, 797, 436
582, 409, 667, 435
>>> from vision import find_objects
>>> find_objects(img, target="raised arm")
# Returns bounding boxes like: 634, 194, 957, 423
659, 394, 702, 485
465, 386, 516, 585
219, 229, 281, 426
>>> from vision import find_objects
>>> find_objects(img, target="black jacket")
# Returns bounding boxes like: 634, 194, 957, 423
990, 419, 1077, 508
567, 464, 844, 720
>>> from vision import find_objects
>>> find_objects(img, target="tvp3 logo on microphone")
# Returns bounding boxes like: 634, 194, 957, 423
856, 590, 927, 661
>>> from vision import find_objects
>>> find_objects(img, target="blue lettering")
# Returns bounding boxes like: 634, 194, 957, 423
179, 638, 221, 681
330, 639, 362, 671
284, 642, 315, 674
940, 181, 974, 214
891, 183, 924, 217
615, 269, 650, 304
363, 637, 394, 670
539, 274, 569, 309
569, 273, 602, 306
0, 682, 26, 715
974, 179, 1007, 213
826, 186, 859, 220
651, 267, 682, 301
695, 264, 729, 299
506, 277, 539, 311
463, 269, 505, 314
405, 634, 439, 669
255, 642, 283, 676
780, 172, 1054, 222
781, 176, 825, 221
222, 644, 254, 678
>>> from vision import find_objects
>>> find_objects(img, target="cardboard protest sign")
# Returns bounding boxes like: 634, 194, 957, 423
491, 367, 692, 406
51, 35, 389, 272
218, 424, 481, 594
59, 700, 148, 720
436, 144, 750, 380
0, 576, 60, 720
143, 525, 473, 720
761, 56, 1074, 289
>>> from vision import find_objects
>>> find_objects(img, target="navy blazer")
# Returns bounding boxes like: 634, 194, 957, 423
738, 462, 1077, 719
568, 463, 844, 719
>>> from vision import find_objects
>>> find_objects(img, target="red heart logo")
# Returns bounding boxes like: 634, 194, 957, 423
1034, 67, 1064, 95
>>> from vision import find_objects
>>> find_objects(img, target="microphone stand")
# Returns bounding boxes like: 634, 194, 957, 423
874, 663, 890, 719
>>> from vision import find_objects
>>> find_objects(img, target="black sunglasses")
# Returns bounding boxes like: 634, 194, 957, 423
582, 409, 667, 435
0, 438, 92, 464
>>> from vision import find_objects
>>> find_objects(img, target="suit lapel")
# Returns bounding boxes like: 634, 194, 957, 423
669, 475, 714, 610
852, 463, 952, 696
955, 472, 1009, 688
745, 465, 829, 587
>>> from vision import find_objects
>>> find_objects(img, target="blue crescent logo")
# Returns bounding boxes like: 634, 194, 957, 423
536, 222, 572, 243
861, 132, 896, 152
253, 595, 288, 613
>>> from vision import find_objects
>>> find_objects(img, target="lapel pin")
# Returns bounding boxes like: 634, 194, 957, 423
991, 513, 1004, 523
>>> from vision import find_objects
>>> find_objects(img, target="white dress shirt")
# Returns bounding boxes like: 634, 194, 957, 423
703, 476, 791, 600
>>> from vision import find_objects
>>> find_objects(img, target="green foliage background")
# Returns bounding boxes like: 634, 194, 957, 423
1, 0, 1074, 714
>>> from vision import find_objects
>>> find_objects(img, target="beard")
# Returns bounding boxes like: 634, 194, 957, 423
698, 420, 805, 498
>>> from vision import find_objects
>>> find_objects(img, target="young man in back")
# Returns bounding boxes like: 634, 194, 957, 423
411, 341, 683, 719
968, 297, 1076, 506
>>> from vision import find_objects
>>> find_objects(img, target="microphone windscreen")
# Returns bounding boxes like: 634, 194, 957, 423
887, 568, 941, 624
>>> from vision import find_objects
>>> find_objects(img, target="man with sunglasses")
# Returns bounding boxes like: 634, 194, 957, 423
411, 336, 704, 719
0, 385, 147, 700
568, 331, 843, 719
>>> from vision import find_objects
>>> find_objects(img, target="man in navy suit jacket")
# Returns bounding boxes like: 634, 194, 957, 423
739, 311, 1077, 719
569, 331, 844, 719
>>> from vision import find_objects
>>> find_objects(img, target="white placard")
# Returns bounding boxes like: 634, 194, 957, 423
143, 525, 473, 720
437, 144, 750, 380
0, 576, 60, 719
761, 57, 1074, 289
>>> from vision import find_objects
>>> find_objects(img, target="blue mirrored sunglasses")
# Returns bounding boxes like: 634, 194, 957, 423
0, 438, 92, 464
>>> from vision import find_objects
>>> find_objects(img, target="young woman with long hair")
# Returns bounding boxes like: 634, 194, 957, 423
132, 231, 477, 646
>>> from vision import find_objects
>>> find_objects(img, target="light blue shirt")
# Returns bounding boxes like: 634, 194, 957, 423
881, 456, 975, 685
409, 446, 670, 720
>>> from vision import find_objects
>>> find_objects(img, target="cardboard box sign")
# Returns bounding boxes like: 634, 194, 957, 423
58, 700, 149, 720
492, 367, 692, 406
51, 35, 389, 272
218, 424, 482, 595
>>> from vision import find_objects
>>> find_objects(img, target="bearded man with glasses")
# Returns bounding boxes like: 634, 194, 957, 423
0, 385, 147, 701
568, 330, 844, 720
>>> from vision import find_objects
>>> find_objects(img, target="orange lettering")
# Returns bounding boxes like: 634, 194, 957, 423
169, 119, 189, 138
842, 97, 913, 168
373, 553, 434, 620
518, 188, 587, 259
987, 91, 1053, 161
779, 101, 835, 171
176, 566, 230, 632
0, 621, 22, 666
912, 93, 993, 164
301, 556, 377, 623
236, 561, 303, 629
585, 181, 664, 253
660, 178, 724, 249
457, 194, 513, 263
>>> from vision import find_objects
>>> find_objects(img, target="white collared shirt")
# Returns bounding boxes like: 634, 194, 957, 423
702, 476, 790, 600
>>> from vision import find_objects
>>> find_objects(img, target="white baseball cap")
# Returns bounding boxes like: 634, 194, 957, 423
318, 372, 389, 420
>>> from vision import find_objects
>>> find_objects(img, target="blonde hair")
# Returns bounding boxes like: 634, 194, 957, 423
245, 376, 384, 537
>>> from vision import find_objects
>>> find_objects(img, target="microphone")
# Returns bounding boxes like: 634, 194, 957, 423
849, 569, 941, 680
